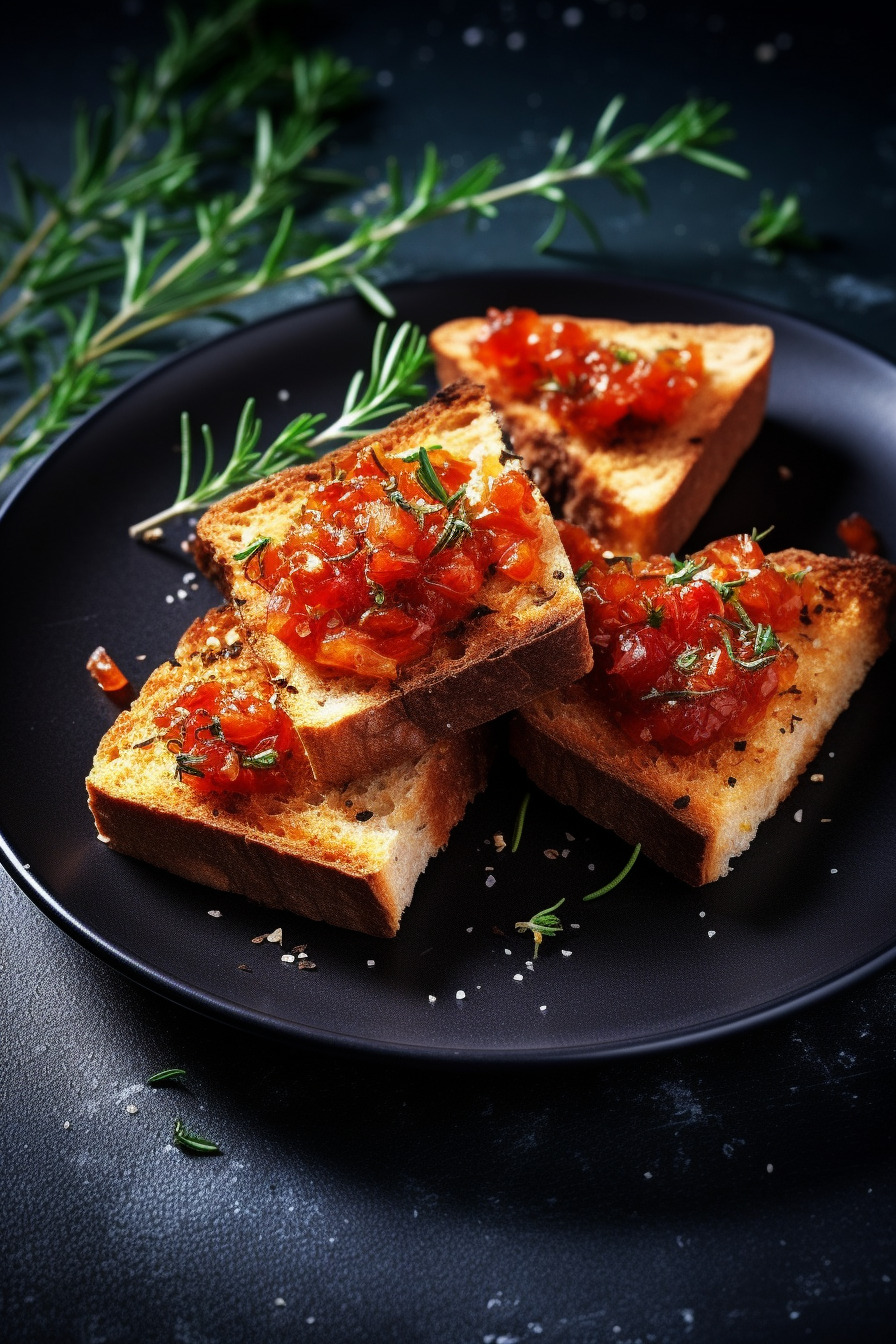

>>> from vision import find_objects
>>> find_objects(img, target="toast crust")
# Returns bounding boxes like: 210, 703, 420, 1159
431, 317, 774, 556
195, 382, 592, 783
510, 550, 896, 885
87, 607, 489, 937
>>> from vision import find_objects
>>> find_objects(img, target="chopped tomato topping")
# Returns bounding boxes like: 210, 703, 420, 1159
87, 646, 129, 693
560, 523, 818, 754
837, 512, 881, 556
241, 443, 542, 678
475, 307, 704, 436
154, 680, 295, 794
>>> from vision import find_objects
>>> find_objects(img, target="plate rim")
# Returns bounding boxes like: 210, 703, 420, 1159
2, 267, 895, 1065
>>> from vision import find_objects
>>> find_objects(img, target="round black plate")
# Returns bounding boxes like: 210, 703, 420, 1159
2, 271, 895, 1064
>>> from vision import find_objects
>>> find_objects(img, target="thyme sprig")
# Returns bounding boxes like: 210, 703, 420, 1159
128, 321, 430, 535
515, 898, 564, 959
1, 84, 747, 482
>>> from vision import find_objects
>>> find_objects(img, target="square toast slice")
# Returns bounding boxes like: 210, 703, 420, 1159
194, 382, 592, 785
510, 549, 896, 885
431, 316, 773, 556
87, 607, 489, 938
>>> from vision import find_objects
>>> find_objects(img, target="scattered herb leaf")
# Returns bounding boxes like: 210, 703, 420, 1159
515, 898, 564, 959
172, 1118, 220, 1155
232, 536, 271, 562
583, 843, 641, 901
147, 1068, 186, 1085
511, 791, 531, 854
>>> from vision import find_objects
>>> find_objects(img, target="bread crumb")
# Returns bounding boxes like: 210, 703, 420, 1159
274, 1298, 286, 1308
565, 832, 575, 841
485, 875, 496, 888
793, 809, 803, 823
205, 636, 221, 649
238, 964, 250, 972
493, 833, 506, 851
266, 928, 283, 944
456, 990, 465, 1000
778, 464, 793, 480
126, 1104, 138, 1114
97, 834, 110, 844
207, 909, 222, 918
544, 848, 559, 859
224, 627, 241, 646
484, 866, 494, 872
513, 973, 524, 982
811, 773, 824, 782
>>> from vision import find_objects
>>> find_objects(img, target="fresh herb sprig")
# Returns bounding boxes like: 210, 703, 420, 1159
515, 898, 565, 959
584, 843, 641, 901
128, 321, 430, 535
741, 189, 818, 262
1, 84, 748, 483
172, 1117, 221, 1155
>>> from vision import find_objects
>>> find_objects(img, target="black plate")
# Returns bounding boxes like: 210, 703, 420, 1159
2, 271, 895, 1064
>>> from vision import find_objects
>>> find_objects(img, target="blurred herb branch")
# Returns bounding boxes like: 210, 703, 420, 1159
740, 189, 818, 262
0, 1, 749, 484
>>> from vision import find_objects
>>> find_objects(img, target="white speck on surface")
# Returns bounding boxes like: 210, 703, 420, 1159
485, 875, 496, 888
525, 960, 534, 971
506, 30, 525, 50
126, 1104, 138, 1115
297, 952, 308, 960
376, 70, 393, 87
587, 863, 595, 871
561, 848, 570, 858
828, 274, 895, 310
793, 809, 803, 823
274, 1297, 286, 1307
505, 948, 512, 955
281, 954, 295, 963
24, 863, 30, 870
513, 974, 524, 982
562, 6, 584, 26
135, 654, 147, 661
644, 1171, 652, 1180
767, 1163, 774, 1173
821, 817, 832, 823
428, 995, 436, 1004
182, 572, 196, 583
570, 923, 580, 929
565, 832, 575, 842
561, 949, 572, 957
708, 930, 716, 938
812, 637, 822, 648
63, 1121, 70, 1129
266, 928, 283, 944
208, 909, 222, 918
305, 1318, 315, 1325
456, 990, 466, 1000
277, 389, 290, 401
755, 41, 777, 62
831, 868, 838, 874
681, 1310, 695, 1326
367, 960, 375, 967
462, 26, 484, 46
176, 589, 188, 600
539, 1006, 547, 1013
829, 751, 835, 757
789, 1311, 800, 1320
165, 594, 174, 604
699, 911, 706, 918
467, 926, 473, 932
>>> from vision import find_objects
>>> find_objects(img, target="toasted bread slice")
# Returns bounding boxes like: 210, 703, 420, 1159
510, 549, 896, 885
87, 607, 489, 938
195, 382, 592, 785
431, 316, 773, 556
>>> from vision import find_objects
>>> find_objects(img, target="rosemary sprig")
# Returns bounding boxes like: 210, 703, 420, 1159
583, 843, 641, 901
172, 1117, 221, 1155
515, 898, 564, 959
127, 322, 430, 535
1, 89, 748, 482
741, 189, 818, 262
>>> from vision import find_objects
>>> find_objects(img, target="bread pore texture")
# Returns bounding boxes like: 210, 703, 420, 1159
87, 607, 489, 937
194, 381, 592, 785
510, 549, 896, 886
430, 315, 774, 557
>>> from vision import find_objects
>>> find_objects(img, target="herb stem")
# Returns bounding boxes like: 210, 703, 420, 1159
583, 842, 641, 901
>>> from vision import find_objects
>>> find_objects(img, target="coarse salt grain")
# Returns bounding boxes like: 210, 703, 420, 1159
135, 654, 147, 661
207, 909, 222, 918
831, 868, 838, 874
829, 751, 835, 757
708, 930, 716, 938
456, 990, 465, 1000
570, 923, 580, 929
525, 960, 534, 971
281, 954, 295, 963
561, 949, 572, 957
767, 1163, 774, 1173
177, 589, 188, 600
821, 818, 832, 823
793, 809, 803, 823
126, 1104, 138, 1114
466, 926, 473, 933
165, 594, 174, 604
504, 948, 512, 955
485, 875, 496, 888
367, 959, 375, 967
561, 848, 570, 858
297, 952, 308, 960
587, 863, 595, 871
699, 911, 706, 918
513, 973, 524, 982
182, 572, 196, 583
539, 1005, 547, 1012
277, 389, 290, 401
63, 1121, 70, 1130
428, 995, 436, 1004
274, 1298, 286, 1307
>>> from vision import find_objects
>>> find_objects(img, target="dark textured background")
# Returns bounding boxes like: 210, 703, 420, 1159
1, 2, 894, 1341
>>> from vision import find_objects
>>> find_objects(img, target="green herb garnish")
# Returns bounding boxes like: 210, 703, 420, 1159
645, 599, 665, 629
583, 843, 641, 901
753, 623, 779, 657
675, 645, 701, 672
720, 630, 777, 671
750, 524, 775, 543
429, 507, 473, 556
665, 556, 707, 587
511, 791, 530, 854
641, 687, 719, 701
241, 749, 279, 770
233, 536, 271, 562
574, 561, 594, 587
174, 752, 206, 780
147, 1068, 186, 1085
414, 445, 450, 506
368, 581, 386, 606
741, 189, 818, 262
515, 898, 564, 959
613, 347, 638, 364
787, 569, 809, 584
172, 1118, 220, 1155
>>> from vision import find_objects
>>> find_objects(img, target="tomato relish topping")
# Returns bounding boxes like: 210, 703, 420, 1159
240, 443, 542, 680
559, 522, 818, 754
837, 511, 881, 557
154, 681, 294, 793
475, 307, 704, 436
86, 645, 128, 693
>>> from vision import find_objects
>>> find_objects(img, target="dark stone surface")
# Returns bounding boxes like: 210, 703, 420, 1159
1, 3, 894, 1341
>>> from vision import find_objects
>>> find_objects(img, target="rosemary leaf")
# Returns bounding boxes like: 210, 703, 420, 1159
147, 1068, 186, 1085
172, 1117, 221, 1155
511, 792, 531, 854
583, 843, 641, 901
